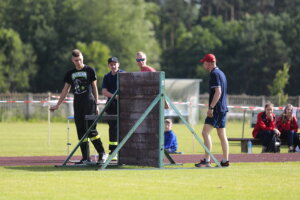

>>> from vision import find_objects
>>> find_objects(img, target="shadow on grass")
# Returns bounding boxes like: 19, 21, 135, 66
4, 165, 100, 172
4, 163, 222, 172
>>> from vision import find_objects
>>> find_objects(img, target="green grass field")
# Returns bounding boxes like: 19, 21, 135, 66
0, 120, 283, 156
1, 162, 300, 200
1, 121, 299, 200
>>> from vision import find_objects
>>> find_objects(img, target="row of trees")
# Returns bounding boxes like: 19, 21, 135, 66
150, 0, 300, 95
0, 0, 160, 93
1, 0, 300, 96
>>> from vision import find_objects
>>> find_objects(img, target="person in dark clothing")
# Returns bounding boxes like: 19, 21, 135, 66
50, 49, 106, 164
102, 56, 124, 160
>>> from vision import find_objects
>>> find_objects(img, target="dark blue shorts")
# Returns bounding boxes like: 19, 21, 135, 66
205, 112, 227, 128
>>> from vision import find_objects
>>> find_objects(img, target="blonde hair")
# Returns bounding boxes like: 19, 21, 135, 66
136, 51, 147, 59
284, 104, 293, 113
281, 104, 294, 123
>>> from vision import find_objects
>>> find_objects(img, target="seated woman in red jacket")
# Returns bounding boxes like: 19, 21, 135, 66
252, 102, 281, 153
276, 104, 299, 153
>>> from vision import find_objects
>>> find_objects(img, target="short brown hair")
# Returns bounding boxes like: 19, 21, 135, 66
264, 102, 274, 109
72, 49, 82, 57
164, 119, 172, 124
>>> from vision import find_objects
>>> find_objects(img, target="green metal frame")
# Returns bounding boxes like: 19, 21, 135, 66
56, 72, 221, 169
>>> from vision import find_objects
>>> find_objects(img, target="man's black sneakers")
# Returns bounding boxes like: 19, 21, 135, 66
195, 159, 211, 168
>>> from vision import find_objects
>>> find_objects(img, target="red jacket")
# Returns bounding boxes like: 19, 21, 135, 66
276, 115, 298, 133
252, 112, 276, 138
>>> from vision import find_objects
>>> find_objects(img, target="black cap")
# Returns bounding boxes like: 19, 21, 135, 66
108, 56, 119, 63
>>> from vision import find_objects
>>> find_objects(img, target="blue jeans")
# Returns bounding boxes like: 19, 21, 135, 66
280, 130, 299, 147
257, 130, 276, 147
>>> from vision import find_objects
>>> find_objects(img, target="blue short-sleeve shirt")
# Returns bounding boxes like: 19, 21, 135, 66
209, 67, 228, 113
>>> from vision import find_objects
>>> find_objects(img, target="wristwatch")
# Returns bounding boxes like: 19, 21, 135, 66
209, 106, 214, 110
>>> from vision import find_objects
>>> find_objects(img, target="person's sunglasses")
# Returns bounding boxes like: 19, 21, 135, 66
136, 58, 145, 62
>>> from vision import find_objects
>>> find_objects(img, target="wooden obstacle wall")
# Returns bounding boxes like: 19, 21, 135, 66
118, 72, 163, 167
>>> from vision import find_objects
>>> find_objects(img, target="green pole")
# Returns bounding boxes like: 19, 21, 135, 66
158, 72, 165, 168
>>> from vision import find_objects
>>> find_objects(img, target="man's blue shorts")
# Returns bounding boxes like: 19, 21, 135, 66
205, 112, 227, 128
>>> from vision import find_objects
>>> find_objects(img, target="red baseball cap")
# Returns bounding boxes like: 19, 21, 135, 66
200, 54, 216, 63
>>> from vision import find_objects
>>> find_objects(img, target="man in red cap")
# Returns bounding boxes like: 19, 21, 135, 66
195, 53, 230, 167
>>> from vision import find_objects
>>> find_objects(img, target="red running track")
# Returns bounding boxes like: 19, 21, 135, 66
0, 153, 300, 166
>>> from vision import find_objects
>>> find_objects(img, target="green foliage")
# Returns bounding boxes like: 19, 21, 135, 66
280, 8, 300, 95
1, 0, 160, 92
214, 14, 290, 95
2, 0, 67, 92
268, 63, 290, 105
161, 23, 221, 79
155, 0, 200, 50
199, 0, 299, 20
76, 0, 161, 72
0, 28, 37, 92
196, 16, 241, 92
1, 0, 300, 95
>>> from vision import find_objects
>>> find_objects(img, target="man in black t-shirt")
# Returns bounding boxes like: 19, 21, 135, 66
50, 49, 106, 164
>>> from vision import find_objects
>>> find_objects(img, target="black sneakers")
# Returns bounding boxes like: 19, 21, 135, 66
195, 159, 230, 168
195, 159, 211, 167
220, 160, 230, 167
74, 159, 91, 165
288, 146, 295, 153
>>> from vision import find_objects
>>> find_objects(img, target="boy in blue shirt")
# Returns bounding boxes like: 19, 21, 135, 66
164, 119, 180, 154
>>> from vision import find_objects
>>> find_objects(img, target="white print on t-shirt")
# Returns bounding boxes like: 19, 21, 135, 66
72, 72, 88, 95
72, 72, 87, 80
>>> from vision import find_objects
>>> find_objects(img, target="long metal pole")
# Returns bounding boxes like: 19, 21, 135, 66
48, 92, 51, 145
242, 109, 246, 138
